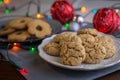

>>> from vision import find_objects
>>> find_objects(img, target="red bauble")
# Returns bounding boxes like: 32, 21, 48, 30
51, 0, 74, 24
93, 8, 120, 34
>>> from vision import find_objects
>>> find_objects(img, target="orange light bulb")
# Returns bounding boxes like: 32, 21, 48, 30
11, 46, 20, 51
3, 0, 10, 4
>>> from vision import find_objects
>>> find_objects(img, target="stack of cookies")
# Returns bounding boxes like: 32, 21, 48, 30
44, 28, 116, 66
0, 17, 52, 42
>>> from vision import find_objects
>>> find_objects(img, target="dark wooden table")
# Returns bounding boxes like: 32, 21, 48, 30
0, 60, 26, 80
97, 70, 120, 80
0, 60, 120, 80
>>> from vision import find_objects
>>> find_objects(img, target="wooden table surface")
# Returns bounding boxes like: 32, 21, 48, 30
97, 70, 120, 80
0, 52, 120, 80
0, 60, 26, 80
0, 60, 120, 80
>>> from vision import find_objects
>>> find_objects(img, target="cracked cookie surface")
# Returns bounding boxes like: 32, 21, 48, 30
77, 28, 98, 36
44, 42, 60, 56
53, 32, 82, 44
84, 43, 106, 64
95, 36, 115, 59
60, 42, 86, 66
78, 34, 95, 48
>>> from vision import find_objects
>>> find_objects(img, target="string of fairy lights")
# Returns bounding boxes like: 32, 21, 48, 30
0, 0, 119, 54
0, 0, 120, 76
0, 0, 44, 18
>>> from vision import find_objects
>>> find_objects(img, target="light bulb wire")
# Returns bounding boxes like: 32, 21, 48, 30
6, 43, 12, 61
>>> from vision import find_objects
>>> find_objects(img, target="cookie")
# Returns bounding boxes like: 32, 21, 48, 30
3, 22, 11, 29
8, 31, 30, 42
60, 42, 86, 66
53, 32, 82, 44
44, 42, 60, 56
0, 27, 15, 36
103, 43, 116, 59
9, 17, 33, 30
84, 43, 106, 64
95, 36, 115, 59
77, 28, 98, 36
52, 32, 74, 43
95, 36, 114, 44
78, 34, 95, 47
27, 19, 52, 39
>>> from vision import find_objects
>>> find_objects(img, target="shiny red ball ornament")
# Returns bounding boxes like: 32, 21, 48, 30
51, 0, 74, 24
93, 8, 120, 34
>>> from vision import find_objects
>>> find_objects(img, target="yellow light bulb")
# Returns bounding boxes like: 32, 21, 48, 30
13, 43, 17, 46
36, 13, 44, 19
81, 6, 87, 13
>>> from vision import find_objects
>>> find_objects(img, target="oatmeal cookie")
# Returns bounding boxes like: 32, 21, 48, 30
95, 36, 115, 59
60, 42, 86, 66
104, 43, 116, 59
95, 36, 114, 44
77, 28, 98, 36
78, 34, 95, 47
84, 43, 106, 64
44, 42, 60, 56
53, 32, 82, 44
52, 32, 74, 43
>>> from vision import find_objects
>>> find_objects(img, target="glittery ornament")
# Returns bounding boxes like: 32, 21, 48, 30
93, 8, 120, 34
68, 21, 80, 32
51, 0, 74, 24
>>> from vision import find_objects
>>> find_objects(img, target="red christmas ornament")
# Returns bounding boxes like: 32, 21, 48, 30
51, 0, 74, 24
93, 8, 120, 34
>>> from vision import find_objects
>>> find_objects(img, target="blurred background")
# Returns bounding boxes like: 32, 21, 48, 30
0, 0, 120, 22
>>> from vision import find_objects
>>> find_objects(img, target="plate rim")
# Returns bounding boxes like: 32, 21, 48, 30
38, 32, 120, 70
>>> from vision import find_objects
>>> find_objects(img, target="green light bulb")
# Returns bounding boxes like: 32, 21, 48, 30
30, 47, 36, 53
31, 48, 35, 51
64, 23, 69, 29
0, 0, 2, 4
5, 8, 10, 15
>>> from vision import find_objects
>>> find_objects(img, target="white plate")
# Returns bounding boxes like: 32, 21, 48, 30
38, 32, 120, 70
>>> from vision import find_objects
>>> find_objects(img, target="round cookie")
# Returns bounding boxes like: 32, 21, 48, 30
8, 31, 30, 42
52, 32, 74, 43
77, 28, 98, 36
84, 43, 106, 64
9, 17, 33, 30
95, 36, 114, 44
27, 19, 52, 39
60, 42, 86, 66
53, 32, 82, 44
95, 36, 115, 59
3, 22, 11, 29
44, 42, 60, 56
0, 27, 15, 36
103, 43, 116, 59
78, 34, 95, 47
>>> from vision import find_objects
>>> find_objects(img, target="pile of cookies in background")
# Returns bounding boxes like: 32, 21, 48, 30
44, 28, 116, 66
0, 17, 52, 42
